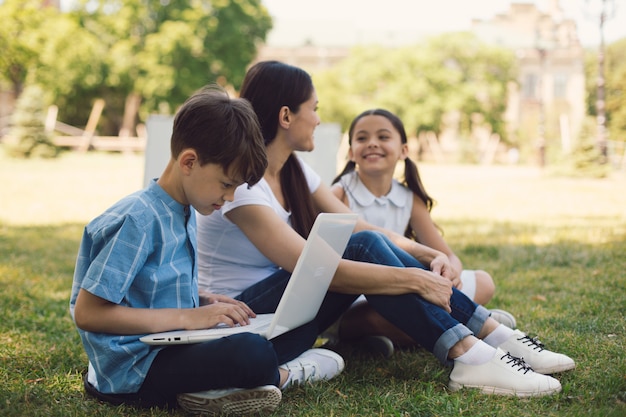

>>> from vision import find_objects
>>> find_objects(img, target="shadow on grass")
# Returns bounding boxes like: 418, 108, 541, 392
1, 222, 624, 417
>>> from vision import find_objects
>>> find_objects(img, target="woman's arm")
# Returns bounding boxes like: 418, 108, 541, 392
73, 289, 255, 335
226, 203, 453, 312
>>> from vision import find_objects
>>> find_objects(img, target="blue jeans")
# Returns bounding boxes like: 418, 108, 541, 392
236, 230, 490, 366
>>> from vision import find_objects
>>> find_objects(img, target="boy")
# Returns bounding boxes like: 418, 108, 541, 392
69, 86, 281, 415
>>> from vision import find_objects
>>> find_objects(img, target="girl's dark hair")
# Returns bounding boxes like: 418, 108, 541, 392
332, 108, 437, 239
171, 85, 267, 186
239, 61, 318, 237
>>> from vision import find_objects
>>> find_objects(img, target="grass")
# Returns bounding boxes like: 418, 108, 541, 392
1, 148, 625, 416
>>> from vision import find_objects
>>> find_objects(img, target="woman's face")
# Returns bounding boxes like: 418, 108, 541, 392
348, 114, 408, 175
284, 89, 320, 152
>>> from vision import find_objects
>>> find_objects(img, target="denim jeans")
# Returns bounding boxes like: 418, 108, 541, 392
236, 230, 490, 366
88, 333, 280, 408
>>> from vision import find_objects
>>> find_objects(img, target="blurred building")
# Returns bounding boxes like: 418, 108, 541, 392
257, 1, 586, 154
472, 0, 585, 154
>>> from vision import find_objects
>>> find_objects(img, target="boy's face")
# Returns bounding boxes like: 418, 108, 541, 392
185, 161, 243, 216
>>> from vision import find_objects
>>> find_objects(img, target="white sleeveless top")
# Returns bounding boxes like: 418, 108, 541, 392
196, 156, 321, 298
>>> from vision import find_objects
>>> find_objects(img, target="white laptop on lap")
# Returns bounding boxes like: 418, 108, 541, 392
140, 212, 358, 345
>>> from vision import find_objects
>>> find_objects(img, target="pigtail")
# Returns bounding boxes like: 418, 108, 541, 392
332, 160, 356, 185
402, 157, 443, 238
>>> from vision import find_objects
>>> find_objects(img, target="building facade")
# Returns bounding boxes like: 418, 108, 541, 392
257, 1, 586, 158
472, 0, 586, 153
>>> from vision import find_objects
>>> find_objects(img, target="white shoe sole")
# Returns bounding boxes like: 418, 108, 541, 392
177, 385, 281, 416
448, 380, 561, 397
532, 361, 576, 374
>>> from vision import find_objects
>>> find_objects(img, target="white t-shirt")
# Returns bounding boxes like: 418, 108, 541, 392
196, 156, 321, 298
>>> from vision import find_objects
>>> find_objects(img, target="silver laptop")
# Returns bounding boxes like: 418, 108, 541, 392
140, 212, 358, 345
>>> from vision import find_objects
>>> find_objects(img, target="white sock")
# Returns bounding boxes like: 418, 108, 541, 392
483, 324, 515, 347
454, 340, 496, 365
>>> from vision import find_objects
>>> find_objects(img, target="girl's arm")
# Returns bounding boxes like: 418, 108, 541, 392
226, 203, 453, 312
322, 182, 454, 279
409, 195, 464, 287
73, 288, 255, 335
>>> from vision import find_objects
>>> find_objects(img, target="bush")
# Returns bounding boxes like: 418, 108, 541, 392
5, 85, 59, 158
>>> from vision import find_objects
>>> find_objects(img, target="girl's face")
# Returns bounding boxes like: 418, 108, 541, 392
284, 89, 320, 152
348, 114, 408, 174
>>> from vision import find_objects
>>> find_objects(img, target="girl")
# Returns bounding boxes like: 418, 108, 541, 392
196, 61, 574, 398
331, 109, 515, 348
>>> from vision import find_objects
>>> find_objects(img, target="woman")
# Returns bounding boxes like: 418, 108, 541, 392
196, 61, 575, 397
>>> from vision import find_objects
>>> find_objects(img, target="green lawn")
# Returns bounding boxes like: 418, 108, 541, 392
1, 148, 624, 416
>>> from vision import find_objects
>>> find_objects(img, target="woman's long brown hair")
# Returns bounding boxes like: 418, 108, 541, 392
239, 61, 318, 237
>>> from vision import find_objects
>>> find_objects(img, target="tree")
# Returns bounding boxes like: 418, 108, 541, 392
0, 0, 55, 96
585, 37, 626, 145
6, 84, 58, 158
314, 32, 516, 142
604, 38, 626, 143
70, 0, 272, 128
1, 0, 272, 136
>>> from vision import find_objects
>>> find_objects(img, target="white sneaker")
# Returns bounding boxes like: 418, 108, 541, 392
280, 348, 345, 388
449, 348, 561, 397
489, 309, 517, 329
176, 385, 281, 416
498, 329, 575, 374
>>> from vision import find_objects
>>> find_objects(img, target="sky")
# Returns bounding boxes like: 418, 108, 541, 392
261, 0, 626, 47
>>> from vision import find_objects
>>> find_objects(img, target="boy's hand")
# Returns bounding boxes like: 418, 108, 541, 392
196, 290, 256, 329
194, 301, 256, 330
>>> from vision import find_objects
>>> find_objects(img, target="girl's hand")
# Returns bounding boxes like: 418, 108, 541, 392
429, 254, 462, 289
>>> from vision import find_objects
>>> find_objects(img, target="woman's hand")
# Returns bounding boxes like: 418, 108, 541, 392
409, 268, 454, 312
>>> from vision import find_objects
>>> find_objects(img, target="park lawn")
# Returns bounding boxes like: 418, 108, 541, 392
0, 149, 624, 416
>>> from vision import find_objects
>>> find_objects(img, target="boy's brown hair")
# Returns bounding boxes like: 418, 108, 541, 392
170, 85, 267, 186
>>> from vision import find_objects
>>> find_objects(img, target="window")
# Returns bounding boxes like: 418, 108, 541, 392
554, 73, 568, 98
523, 73, 539, 99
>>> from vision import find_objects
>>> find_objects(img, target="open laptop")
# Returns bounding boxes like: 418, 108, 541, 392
140, 212, 358, 345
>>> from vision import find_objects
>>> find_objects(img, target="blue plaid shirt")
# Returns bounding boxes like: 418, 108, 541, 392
69, 179, 198, 394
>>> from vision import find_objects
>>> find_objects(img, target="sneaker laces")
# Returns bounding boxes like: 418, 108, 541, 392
516, 334, 545, 352
501, 352, 534, 374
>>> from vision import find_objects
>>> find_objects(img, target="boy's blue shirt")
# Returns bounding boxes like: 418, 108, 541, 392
69, 179, 199, 394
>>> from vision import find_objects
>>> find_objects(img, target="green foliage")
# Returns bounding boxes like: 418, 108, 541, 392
0, 0, 272, 135
1, 154, 625, 416
69, 0, 272, 121
584, 37, 626, 144
0, 0, 56, 94
1, 219, 624, 416
605, 38, 626, 142
6, 84, 58, 158
549, 117, 612, 178
314, 32, 517, 142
